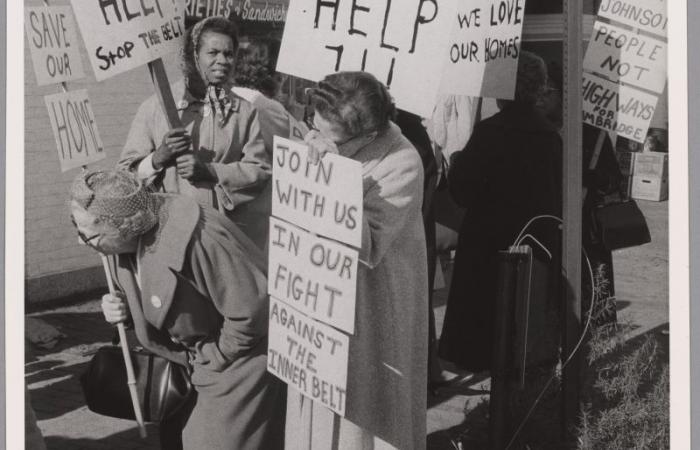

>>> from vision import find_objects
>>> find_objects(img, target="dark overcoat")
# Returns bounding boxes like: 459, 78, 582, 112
438, 103, 562, 371
107, 194, 285, 449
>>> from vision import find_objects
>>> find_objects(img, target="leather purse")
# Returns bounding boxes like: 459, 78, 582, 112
80, 345, 193, 423
593, 199, 651, 251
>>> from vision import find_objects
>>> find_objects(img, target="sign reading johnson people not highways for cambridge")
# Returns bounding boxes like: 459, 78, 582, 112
70, 0, 185, 81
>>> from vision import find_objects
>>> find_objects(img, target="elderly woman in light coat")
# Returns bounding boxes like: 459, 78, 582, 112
69, 170, 285, 449
285, 71, 429, 450
118, 17, 271, 250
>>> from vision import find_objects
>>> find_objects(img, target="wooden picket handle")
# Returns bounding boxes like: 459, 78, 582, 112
100, 255, 148, 438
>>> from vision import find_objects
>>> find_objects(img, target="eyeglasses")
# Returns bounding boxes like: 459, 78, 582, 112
70, 216, 101, 246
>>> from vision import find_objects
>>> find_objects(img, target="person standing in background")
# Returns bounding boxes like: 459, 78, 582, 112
119, 17, 271, 250
439, 51, 562, 372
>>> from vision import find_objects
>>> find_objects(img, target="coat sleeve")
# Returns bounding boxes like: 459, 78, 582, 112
359, 149, 424, 269
447, 126, 487, 209
186, 226, 269, 372
105, 255, 190, 368
118, 100, 158, 178
211, 110, 272, 210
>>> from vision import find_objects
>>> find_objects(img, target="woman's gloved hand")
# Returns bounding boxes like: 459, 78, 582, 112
153, 128, 192, 170
101, 292, 129, 324
304, 129, 340, 164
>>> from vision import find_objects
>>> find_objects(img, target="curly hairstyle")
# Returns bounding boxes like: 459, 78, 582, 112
181, 17, 240, 98
235, 40, 280, 98
308, 71, 396, 137
514, 50, 548, 105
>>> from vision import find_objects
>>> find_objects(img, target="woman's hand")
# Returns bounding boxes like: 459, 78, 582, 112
176, 153, 217, 182
153, 128, 192, 170
304, 129, 339, 164
101, 292, 129, 324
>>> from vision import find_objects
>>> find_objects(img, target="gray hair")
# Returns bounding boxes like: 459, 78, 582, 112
515, 51, 548, 105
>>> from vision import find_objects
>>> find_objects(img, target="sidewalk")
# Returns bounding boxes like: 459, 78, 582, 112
27, 200, 669, 449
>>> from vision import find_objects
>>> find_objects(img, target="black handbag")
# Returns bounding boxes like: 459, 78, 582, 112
80, 345, 193, 423
593, 199, 651, 251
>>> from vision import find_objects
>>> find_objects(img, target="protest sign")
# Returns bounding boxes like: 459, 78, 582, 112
25, 6, 85, 86
276, 0, 459, 117
44, 89, 105, 172
268, 297, 349, 416
272, 136, 363, 248
439, 0, 525, 99
69, 0, 185, 81
583, 21, 666, 94
184, 0, 287, 23
582, 72, 658, 144
597, 0, 667, 38
268, 217, 358, 334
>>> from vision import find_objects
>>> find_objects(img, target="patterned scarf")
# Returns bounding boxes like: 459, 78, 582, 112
206, 85, 233, 126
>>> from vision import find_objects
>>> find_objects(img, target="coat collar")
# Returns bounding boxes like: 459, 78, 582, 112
118, 194, 201, 329
485, 102, 557, 133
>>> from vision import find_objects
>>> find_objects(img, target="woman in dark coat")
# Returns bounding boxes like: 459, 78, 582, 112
540, 63, 624, 327
69, 170, 285, 449
438, 52, 562, 371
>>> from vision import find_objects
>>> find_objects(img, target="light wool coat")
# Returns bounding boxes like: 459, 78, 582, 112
119, 80, 271, 250
286, 123, 429, 450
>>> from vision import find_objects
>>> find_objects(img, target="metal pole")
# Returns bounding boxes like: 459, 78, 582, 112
561, 0, 584, 442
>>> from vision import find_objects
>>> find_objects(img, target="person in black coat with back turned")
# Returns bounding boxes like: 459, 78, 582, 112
438, 51, 562, 371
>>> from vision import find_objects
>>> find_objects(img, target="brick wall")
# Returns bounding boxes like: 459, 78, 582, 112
24, 0, 182, 302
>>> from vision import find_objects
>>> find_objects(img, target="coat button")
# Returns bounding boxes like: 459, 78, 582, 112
150, 295, 162, 308
177, 100, 189, 109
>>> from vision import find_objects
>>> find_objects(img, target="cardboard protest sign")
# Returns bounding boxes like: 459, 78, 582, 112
25, 6, 86, 86
272, 136, 363, 248
268, 297, 349, 415
597, 0, 667, 38
582, 72, 658, 144
268, 217, 358, 334
69, 0, 185, 81
583, 21, 666, 94
439, 0, 525, 99
276, 0, 459, 117
44, 89, 105, 172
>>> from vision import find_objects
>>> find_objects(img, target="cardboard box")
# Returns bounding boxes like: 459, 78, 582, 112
633, 152, 668, 178
631, 175, 668, 202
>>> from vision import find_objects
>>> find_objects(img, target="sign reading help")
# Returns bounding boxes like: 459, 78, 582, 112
439, 0, 526, 99
272, 136, 363, 248
69, 0, 185, 81
583, 21, 666, 94
44, 90, 105, 172
582, 72, 658, 144
268, 217, 358, 334
597, 0, 667, 38
268, 298, 349, 416
276, 0, 459, 117
25, 6, 86, 86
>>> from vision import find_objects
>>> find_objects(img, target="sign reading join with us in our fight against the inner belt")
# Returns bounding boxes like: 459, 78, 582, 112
267, 297, 350, 416
271, 136, 363, 249
25, 6, 86, 86
69, 0, 185, 81
268, 217, 358, 334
